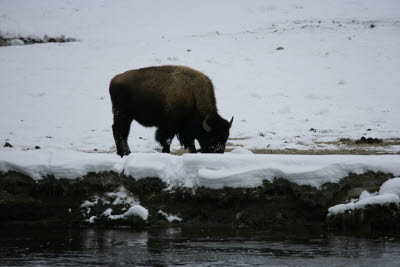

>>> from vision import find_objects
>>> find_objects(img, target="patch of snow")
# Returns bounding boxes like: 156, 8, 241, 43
80, 197, 99, 208
0, 150, 124, 180
359, 190, 378, 200
355, 193, 400, 209
80, 186, 147, 221
123, 205, 149, 220
328, 202, 355, 215
106, 186, 138, 206
158, 210, 183, 222
9, 39, 24, 46
105, 205, 148, 221
328, 177, 400, 216
88, 216, 96, 223
379, 178, 400, 196
229, 147, 254, 154
102, 208, 112, 216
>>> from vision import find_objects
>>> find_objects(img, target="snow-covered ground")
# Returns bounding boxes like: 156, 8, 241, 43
1, 0, 400, 154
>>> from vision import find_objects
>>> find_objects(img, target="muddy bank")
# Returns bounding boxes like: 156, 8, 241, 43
0, 170, 397, 232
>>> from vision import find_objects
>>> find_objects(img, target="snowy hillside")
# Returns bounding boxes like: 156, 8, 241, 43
1, 0, 400, 154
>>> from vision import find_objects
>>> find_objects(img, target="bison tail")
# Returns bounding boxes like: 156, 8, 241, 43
109, 81, 119, 116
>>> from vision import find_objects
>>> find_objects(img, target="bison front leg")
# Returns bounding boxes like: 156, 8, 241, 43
178, 127, 197, 153
155, 127, 175, 153
178, 135, 196, 153
112, 113, 133, 157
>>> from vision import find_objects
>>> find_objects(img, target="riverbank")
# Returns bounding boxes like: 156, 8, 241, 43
1, 169, 399, 232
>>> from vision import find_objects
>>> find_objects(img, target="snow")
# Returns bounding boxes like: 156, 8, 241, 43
229, 147, 254, 154
123, 205, 149, 221
1, 150, 400, 189
102, 208, 113, 217
328, 177, 400, 215
158, 210, 183, 222
88, 216, 96, 223
379, 178, 400, 195
1, 0, 400, 154
0, 150, 123, 180
103, 205, 148, 221
80, 198, 99, 208
106, 186, 138, 206
359, 190, 377, 200
9, 39, 24, 46
80, 186, 148, 221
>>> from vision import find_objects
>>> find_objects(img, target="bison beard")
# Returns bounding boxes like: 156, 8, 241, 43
109, 65, 233, 157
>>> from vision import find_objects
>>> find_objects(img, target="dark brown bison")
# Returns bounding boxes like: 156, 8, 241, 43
109, 65, 233, 157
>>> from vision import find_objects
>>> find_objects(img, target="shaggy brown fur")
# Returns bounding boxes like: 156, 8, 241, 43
109, 65, 233, 156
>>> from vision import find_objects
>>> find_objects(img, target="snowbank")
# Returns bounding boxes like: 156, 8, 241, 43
328, 177, 400, 215
1, 150, 399, 189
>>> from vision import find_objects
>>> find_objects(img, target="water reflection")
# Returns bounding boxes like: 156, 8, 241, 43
1, 225, 400, 266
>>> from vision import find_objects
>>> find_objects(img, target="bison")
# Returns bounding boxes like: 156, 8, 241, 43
109, 65, 233, 157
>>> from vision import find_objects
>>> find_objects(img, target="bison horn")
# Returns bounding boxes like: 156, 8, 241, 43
229, 116, 234, 128
203, 115, 212, 132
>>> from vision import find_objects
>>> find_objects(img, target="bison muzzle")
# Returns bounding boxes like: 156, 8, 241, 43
109, 65, 233, 157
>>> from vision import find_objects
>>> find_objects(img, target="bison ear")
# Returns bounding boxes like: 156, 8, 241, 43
229, 116, 234, 128
203, 115, 213, 133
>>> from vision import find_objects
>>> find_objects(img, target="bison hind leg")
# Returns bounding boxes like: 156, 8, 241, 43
155, 127, 175, 153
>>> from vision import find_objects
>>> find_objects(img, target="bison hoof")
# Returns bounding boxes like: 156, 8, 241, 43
117, 150, 131, 157
161, 147, 170, 153
188, 147, 197, 153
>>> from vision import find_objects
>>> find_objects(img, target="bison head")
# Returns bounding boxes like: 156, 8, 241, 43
198, 114, 233, 153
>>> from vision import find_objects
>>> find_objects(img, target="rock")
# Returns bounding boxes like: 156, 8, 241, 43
276, 47, 284, 50
34, 146, 41, 149
4, 142, 13, 148
347, 187, 364, 198
355, 137, 383, 144
9, 39, 24, 46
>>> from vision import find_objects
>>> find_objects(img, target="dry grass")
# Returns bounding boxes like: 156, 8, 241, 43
74, 138, 400, 155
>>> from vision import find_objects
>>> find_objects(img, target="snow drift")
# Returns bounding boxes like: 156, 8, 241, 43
1, 150, 399, 189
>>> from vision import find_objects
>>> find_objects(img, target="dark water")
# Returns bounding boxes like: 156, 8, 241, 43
1, 226, 400, 267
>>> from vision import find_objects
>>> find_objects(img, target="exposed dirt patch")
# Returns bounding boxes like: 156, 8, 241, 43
247, 148, 400, 155
0, 34, 77, 47
355, 137, 383, 144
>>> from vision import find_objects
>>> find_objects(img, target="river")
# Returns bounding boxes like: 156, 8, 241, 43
1, 225, 400, 266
